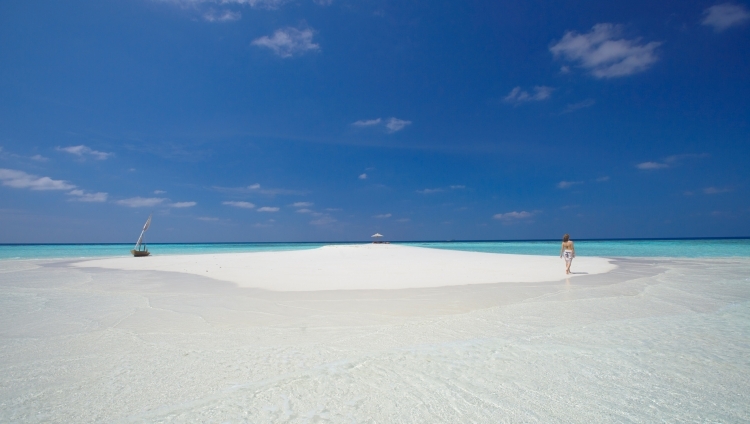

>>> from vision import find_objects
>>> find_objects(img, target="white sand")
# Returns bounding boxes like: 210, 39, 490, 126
72, 244, 615, 291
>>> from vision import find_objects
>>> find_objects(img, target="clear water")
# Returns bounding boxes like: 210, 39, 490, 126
1, 238, 749, 260
1, 250, 749, 422
404, 238, 750, 258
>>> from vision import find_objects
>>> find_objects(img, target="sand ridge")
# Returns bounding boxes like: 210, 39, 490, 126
71, 244, 616, 291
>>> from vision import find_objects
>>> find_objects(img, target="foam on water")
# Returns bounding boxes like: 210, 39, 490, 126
0, 256, 748, 422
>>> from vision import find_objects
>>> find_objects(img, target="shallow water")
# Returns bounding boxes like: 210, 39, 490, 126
0, 257, 748, 422
1, 238, 749, 260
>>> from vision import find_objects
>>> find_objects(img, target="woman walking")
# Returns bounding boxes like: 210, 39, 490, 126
560, 234, 575, 274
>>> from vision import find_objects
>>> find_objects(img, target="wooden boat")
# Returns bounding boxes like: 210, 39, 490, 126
131, 214, 152, 257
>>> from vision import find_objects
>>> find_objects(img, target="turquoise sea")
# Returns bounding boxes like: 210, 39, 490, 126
1, 238, 749, 260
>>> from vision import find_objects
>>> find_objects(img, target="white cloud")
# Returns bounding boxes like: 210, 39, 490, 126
68, 190, 108, 202
257, 206, 280, 212
248, 183, 261, 190
203, 9, 241, 22
595, 176, 610, 182
351, 117, 411, 133
116, 197, 166, 208
30, 154, 49, 162
374, 213, 392, 219
293, 201, 313, 207
171, 201, 197, 208
703, 187, 732, 194
385, 117, 411, 133
198, 216, 219, 221
161, 0, 287, 9
397, 218, 411, 223
636, 153, 709, 170
449, 185, 466, 189
310, 216, 336, 225
504, 86, 553, 104
0, 168, 75, 191
702, 3, 750, 31
154, 190, 166, 194
352, 118, 382, 127
56, 145, 113, 160
557, 181, 583, 189
358, 173, 367, 180
493, 211, 534, 221
296, 208, 313, 213
562, 99, 596, 114
636, 161, 669, 170
550, 23, 661, 78
252, 27, 320, 58
223, 201, 255, 209
416, 188, 443, 194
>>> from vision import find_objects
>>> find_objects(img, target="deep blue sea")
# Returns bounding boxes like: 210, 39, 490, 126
1, 239, 749, 260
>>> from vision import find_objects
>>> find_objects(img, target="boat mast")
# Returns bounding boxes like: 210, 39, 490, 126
134, 214, 152, 250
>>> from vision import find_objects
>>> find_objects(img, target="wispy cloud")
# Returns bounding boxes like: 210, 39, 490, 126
197, 216, 220, 221
374, 213, 392, 219
68, 189, 108, 202
56, 145, 113, 160
351, 117, 411, 133
636, 161, 670, 170
310, 215, 336, 225
562, 99, 596, 114
0, 168, 75, 191
352, 118, 382, 127
416, 188, 443, 194
557, 181, 583, 189
213, 183, 304, 196
504, 86, 553, 104
292, 201, 313, 207
296, 208, 313, 214
257, 206, 279, 212
223, 201, 255, 209
252, 27, 319, 58
493, 210, 536, 221
30, 154, 49, 162
116, 197, 166, 208
171, 201, 197, 208
595, 176, 610, 182
154, 190, 166, 194
550, 23, 661, 78
160, 0, 287, 9
203, 9, 241, 22
385, 117, 411, 133
703, 186, 732, 194
0, 168, 109, 203
416, 185, 466, 194
358, 173, 367, 180
636, 153, 709, 170
702, 3, 750, 31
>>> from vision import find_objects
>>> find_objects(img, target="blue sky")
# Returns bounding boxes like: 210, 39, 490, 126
1, 0, 749, 243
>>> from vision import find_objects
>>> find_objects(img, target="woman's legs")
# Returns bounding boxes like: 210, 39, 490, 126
565, 259, 572, 274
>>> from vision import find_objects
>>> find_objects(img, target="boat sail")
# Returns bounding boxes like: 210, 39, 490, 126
130, 214, 152, 257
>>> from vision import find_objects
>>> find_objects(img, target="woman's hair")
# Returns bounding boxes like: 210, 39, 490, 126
563, 234, 570, 242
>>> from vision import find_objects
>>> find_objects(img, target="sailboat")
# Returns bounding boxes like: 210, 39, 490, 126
130, 214, 152, 257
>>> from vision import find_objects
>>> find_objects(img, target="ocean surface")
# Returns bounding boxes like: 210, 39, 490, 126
1, 238, 749, 260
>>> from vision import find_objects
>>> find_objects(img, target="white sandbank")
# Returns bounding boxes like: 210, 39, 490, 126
72, 244, 615, 291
